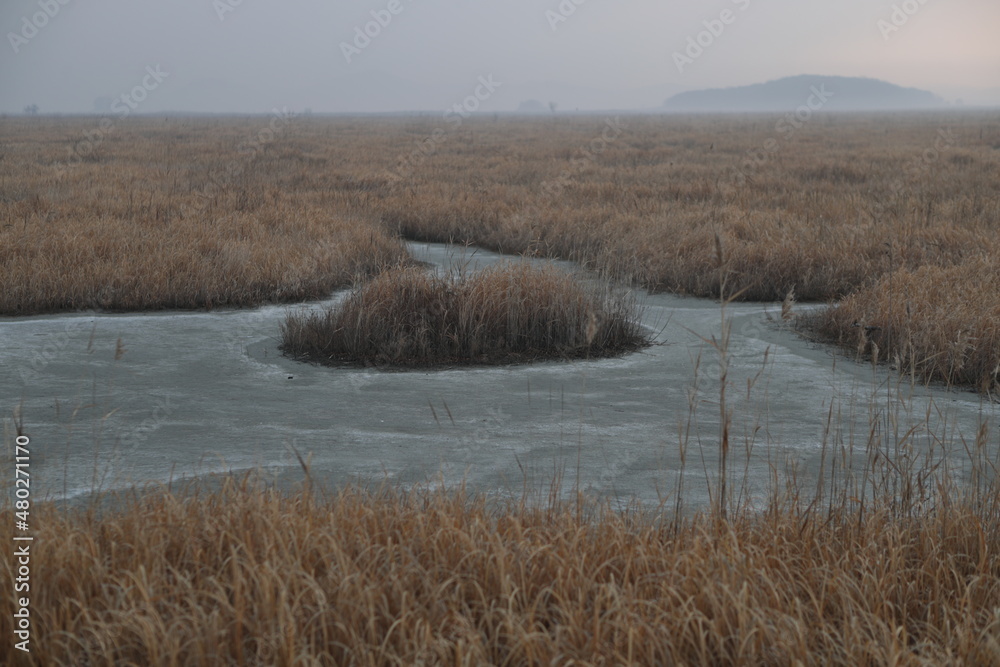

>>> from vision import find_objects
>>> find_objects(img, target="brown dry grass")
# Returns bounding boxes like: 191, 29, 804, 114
280, 262, 646, 367
2, 112, 997, 380
361, 112, 1000, 391
4, 113, 1000, 665
0, 117, 407, 314
2, 473, 1000, 666
808, 255, 1000, 395
372, 114, 1000, 302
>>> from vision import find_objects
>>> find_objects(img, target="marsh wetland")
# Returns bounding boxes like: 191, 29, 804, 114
3, 114, 1000, 664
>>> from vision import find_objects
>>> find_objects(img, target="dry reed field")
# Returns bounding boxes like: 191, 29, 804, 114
2, 112, 997, 390
366, 112, 1000, 395
809, 255, 1000, 393
3, 112, 1000, 665
0, 117, 407, 314
2, 468, 1000, 666
280, 262, 646, 367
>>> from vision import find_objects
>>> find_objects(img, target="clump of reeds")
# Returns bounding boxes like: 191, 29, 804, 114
280, 262, 647, 366
807, 254, 1000, 394
3, 473, 1000, 666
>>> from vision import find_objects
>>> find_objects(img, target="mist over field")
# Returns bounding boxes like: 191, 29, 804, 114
2, 0, 999, 113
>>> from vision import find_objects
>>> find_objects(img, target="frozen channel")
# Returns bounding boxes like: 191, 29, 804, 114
1, 242, 996, 509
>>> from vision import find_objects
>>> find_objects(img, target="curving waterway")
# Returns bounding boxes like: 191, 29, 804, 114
1, 242, 996, 509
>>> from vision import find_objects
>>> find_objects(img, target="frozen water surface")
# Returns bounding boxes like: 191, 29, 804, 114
2, 243, 996, 509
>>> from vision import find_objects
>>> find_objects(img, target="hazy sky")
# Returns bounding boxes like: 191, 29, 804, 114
2, 0, 998, 113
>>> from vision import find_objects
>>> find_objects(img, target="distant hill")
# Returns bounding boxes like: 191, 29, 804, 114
663, 75, 944, 112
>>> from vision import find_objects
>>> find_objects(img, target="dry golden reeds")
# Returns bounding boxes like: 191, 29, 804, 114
0, 117, 407, 315
280, 262, 647, 366
807, 255, 1000, 393
4, 112, 1000, 667
2, 472, 999, 666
